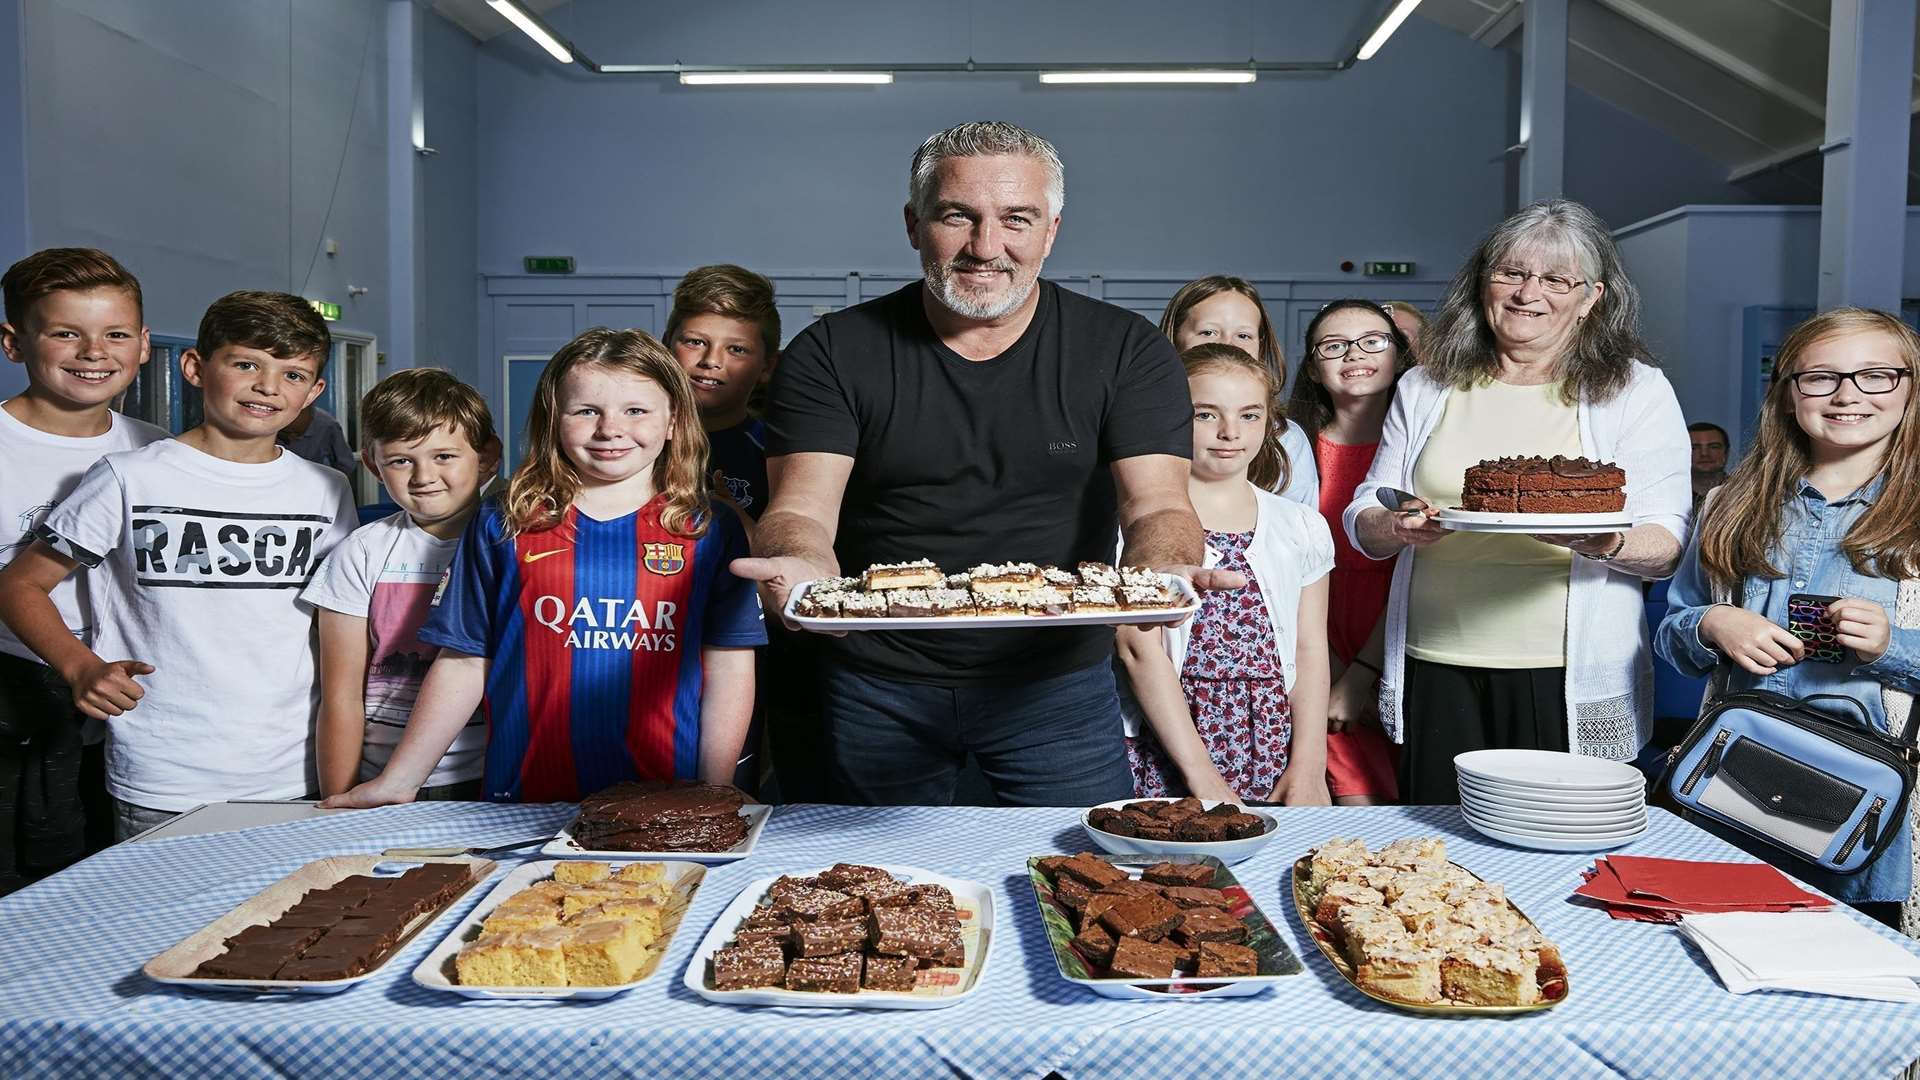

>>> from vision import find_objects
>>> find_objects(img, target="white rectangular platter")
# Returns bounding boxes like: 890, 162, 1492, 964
783, 574, 1199, 632
1435, 508, 1631, 535
144, 855, 492, 995
412, 858, 706, 1000
540, 802, 772, 862
684, 864, 994, 1010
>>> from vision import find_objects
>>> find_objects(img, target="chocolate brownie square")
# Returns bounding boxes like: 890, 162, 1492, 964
1195, 941, 1259, 978
712, 943, 786, 989
1162, 886, 1231, 910
786, 952, 863, 993
1073, 921, 1117, 965
1221, 813, 1267, 840
862, 952, 919, 991
730, 926, 791, 951
1086, 807, 1128, 835
1098, 894, 1182, 941
817, 863, 894, 891
1096, 879, 1163, 900
845, 879, 914, 913
1053, 875, 1092, 914
1107, 936, 1185, 980
1157, 797, 1206, 822
1131, 820, 1177, 841
791, 917, 869, 957
1175, 908, 1247, 945
1142, 862, 1215, 889
870, 906, 959, 958
1057, 853, 1128, 889
1035, 855, 1072, 877
774, 886, 863, 923
905, 883, 956, 911
1175, 815, 1233, 843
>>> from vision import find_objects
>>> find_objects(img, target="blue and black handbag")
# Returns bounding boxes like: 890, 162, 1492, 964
1664, 690, 1916, 874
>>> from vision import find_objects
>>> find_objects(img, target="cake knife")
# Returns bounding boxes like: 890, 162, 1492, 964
1376, 486, 1425, 513
382, 836, 551, 858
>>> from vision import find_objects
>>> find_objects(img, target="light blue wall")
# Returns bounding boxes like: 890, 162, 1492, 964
421, 7, 479, 380
1565, 86, 1764, 234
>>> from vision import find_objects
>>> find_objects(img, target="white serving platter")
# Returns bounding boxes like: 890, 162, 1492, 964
540, 802, 772, 863
684, 864, 994, 1010
1081, 798, 1278, 866
1462, 809, 1648, 852
782, 575, 1200, 632
1462, 801, 1649, 832
1460, 791, 1647, 826
1435, 508, 1632, 534
145, 855, 492, 995
412, 858, 705, 1000
1457, 776, 1646, 809
1455, 749, 1647, 791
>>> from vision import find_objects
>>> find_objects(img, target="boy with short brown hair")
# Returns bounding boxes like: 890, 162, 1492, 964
666, 264, 780, 518
303, 368, 499, 799
0, 290, 356, 839
0, 248, 165, 887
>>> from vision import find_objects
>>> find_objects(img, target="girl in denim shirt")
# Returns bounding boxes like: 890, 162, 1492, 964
1659, 307, 1920, 928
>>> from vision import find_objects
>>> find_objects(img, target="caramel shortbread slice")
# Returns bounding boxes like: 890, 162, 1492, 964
863, 559, 943, 590
968, 562, 1044, 593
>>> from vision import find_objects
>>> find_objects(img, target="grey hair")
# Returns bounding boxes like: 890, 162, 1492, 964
1421, 198, 1654, 405
908, 121, 1066, 219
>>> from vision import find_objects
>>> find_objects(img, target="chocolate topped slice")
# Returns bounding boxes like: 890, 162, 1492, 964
570, 780, 751, 852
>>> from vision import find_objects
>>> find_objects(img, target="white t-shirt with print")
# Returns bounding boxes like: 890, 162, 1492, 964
301, 511, 484, 788
0, 405, 166, 663
39, 440, 357, 810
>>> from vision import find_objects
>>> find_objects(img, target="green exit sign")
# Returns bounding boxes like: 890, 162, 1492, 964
308, 299, 341, 321
524, 256, 576, 274
1365, 261, 1415, 277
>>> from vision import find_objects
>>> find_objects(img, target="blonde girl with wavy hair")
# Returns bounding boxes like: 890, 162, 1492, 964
1659, 306, 1920, 928
325, 327, 766, 810
1115, 342, 1335, 806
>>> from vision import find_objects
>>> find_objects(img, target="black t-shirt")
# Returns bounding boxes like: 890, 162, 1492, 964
767, 280, 1192, 686
708, 417, 769, 521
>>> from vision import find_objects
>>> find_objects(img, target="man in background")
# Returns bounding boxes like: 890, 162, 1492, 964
1687, 421, 1730, 515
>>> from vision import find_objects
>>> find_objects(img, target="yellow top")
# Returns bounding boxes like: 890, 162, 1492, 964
1406, 379, 1579, 668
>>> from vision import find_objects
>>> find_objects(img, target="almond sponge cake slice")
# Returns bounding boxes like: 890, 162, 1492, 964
1440, 945, 1540, 1006
553, 861, 611, 885
1305, 837, 1371, 903
1355, 942, 1443, 1004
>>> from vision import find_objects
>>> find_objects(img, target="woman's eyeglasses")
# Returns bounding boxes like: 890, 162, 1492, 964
1788, 368, 1909, 397
1313, 332, 1394, 361
1487, 265, 1588, 295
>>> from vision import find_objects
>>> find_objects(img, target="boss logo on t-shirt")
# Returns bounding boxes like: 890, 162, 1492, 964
130, 505, 334, 588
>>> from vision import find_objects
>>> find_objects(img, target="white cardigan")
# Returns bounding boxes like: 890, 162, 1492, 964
1119, 484, 1335, 737
1339, 362, 1691, 760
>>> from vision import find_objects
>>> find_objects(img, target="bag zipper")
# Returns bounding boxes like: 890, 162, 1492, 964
1838, 796, 1887, 863
1681, 730, 1732, 796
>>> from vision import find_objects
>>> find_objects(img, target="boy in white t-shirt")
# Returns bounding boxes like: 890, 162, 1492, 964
0, 248, 165, 889
0, 290, 355, 839
302, 369, 498, 800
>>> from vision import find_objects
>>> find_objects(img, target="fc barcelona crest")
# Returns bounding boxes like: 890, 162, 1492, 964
643, 542, 686, 575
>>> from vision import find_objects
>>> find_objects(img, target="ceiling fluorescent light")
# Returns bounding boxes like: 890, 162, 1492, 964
1038, 70, 1255, 85
486, 0, 573, 64
679, 72, 893, 85
1356, 0, 1425, 61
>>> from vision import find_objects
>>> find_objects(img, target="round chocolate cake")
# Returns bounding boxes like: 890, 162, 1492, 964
1460, 455, 1626, 514
570, 780, 751, 852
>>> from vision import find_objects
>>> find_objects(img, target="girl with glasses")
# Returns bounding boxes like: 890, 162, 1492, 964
1287, 300, 1414, 805
1658, 307, 1920, 932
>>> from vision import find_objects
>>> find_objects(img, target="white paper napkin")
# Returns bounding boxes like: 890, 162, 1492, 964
1679, 912, 1920, 1002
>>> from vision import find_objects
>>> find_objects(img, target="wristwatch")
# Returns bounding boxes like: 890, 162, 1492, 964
1585, 532, 1627, 562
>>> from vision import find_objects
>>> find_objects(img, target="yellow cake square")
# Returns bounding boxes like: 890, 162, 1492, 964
568, 897, 664, 945
454, 929, 569, 987
560, 920, 649, 986
481, 907, 562, 936
553, 861, 611, 885
1440, 945, 1539, 1006
613, 862, 667, 885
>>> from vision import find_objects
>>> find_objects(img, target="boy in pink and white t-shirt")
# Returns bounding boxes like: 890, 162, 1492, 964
302, 369, 499, 799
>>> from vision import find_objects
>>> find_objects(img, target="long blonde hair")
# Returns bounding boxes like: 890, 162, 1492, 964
1182, 342, 1288, 493
1160, 276, 1285, 384
504, 327, 711, 539
1698, 307, 1920, 591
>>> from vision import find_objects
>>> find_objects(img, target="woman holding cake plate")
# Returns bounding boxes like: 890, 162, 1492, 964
1342, 199, 1691, 803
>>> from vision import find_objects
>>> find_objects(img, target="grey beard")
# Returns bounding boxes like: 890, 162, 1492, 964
922, 260, 1040, 321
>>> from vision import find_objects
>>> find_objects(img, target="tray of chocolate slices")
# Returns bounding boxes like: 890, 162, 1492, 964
1292, 836, 1568, 1014
144, 856, 492, 994
783, 560, 1198, 631
541, 780, 772, 863
1432, 455, 1631, 534
414, 859, 705, 999
1029, 852, 1302, 1000
685, 863, 994, 1010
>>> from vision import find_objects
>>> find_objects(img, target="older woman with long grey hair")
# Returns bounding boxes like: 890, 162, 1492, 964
1342, 199, 1691, 803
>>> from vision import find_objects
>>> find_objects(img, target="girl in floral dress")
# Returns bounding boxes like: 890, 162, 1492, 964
1117, 343, 1335, 804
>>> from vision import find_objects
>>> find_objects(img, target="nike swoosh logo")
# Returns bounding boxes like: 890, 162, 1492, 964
523, 548, 570, 564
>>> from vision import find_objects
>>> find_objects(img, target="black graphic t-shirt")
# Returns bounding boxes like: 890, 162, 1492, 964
768, 280, 1192, 686
40, 439, 357, 810
708, 417, 768, 521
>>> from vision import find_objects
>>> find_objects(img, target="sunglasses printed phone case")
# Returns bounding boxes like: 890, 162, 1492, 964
1786, 593, 1846, 663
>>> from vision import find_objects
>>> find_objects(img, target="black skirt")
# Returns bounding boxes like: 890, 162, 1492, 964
1399, 657, 1570, 805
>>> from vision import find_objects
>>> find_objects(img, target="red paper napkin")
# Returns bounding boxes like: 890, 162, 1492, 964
1573, 856, 1832, 921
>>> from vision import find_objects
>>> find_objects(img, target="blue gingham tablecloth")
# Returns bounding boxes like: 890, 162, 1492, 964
3, 802, 1919, 1080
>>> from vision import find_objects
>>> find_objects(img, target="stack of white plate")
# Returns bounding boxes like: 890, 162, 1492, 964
1455, 749, 1648, 853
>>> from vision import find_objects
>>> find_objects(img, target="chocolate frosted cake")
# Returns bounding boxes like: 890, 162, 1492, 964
1460, 455, 1625, 514
570, 781, 750, 852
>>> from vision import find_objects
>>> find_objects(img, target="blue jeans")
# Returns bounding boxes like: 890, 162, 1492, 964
823, 661, 1135, 807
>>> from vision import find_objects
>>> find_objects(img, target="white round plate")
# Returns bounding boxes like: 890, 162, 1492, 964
1455, 749, 1645, 791
1462, 812, 1647, 853
1435, 508, 1631, 534
1457, 775, 1645, 809
1460, 805, 1646, 839
1461, 800, 1648, 831
1080, 799, 1278, 866
1460, 787, 1644, 819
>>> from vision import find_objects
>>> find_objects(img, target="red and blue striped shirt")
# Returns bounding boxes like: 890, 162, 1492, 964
419, 496, 763, 802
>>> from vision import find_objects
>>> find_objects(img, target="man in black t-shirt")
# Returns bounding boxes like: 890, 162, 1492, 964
733, 121, 1238, 807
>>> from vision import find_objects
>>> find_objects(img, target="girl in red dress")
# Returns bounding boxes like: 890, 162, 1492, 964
1286, 300, 1415, 804
1117, 344, 1334, 805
